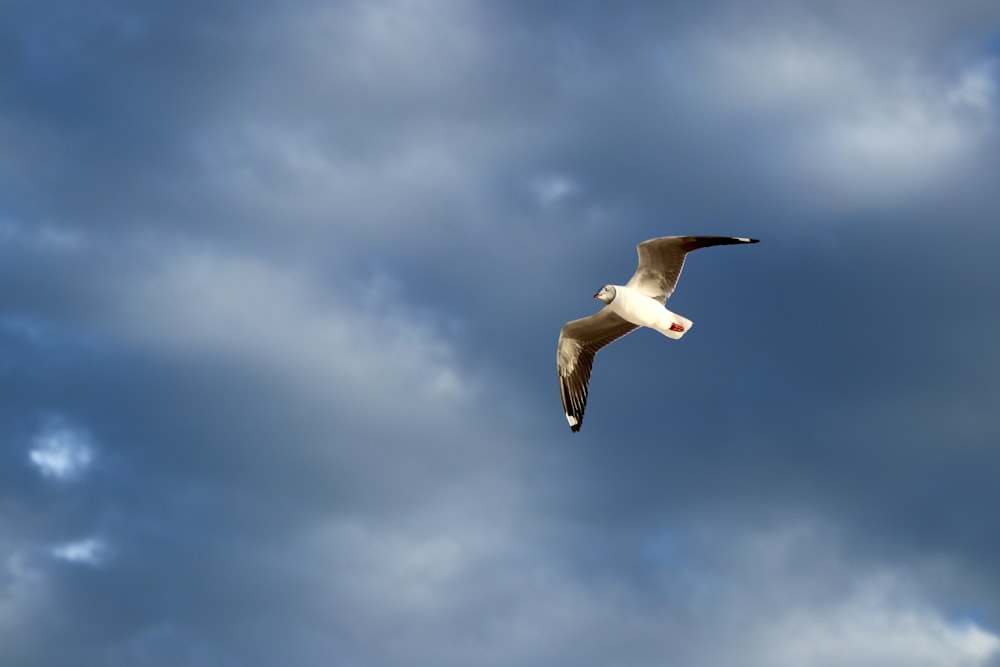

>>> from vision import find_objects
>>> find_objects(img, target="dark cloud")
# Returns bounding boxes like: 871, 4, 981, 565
3, 0, 1000, 664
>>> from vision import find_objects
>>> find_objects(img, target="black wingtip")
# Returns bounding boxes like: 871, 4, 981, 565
571, 423, 582, 433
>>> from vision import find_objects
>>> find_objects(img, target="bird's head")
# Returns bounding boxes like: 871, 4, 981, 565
594, 285, 616, 304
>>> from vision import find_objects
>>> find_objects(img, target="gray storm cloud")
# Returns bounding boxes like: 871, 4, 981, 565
2, 0, 1000, 665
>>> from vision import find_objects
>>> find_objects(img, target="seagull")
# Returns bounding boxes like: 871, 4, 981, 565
557, 235, 759, 432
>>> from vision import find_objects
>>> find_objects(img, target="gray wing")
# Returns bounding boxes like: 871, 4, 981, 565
625, 236, 759, 303
557, 308, 638, 433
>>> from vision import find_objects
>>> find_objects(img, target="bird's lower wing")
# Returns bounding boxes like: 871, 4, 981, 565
557, 309, 638, 432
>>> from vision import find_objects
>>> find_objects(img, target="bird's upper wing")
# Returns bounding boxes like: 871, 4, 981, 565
557, 308, 638, 432
625, 235, 758, 303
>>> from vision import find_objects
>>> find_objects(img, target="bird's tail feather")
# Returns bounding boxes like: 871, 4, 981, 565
658, 310, 693, 340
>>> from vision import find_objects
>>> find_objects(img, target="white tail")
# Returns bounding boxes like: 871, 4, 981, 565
657, 309, 693, 340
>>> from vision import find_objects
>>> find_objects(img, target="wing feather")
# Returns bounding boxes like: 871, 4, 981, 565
625, 235, 758, 302
556, 309, 638, 432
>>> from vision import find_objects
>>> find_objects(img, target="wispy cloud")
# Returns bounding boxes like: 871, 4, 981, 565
532, 174, 579, 207
28, 422, 94, 481
51, 538, 109, 567
0, 551, 49, 646
2, 1, 1000, 665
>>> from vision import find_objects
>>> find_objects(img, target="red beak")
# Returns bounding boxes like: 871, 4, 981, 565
593, 293, 601, 299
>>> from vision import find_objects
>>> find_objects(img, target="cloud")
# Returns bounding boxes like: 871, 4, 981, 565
662, 520, 1000, 667
28, 421, 94, 480
101, 249, 479, 430
0, 541, 57, 665
51, 538, 109, 567
2, 1, 1000, 665
679, 14, 1000, 207
259, 516, 999, 667
809, 59, 998, 199
0, 551, 46, 637
948, 59, 998, 110
757, 593, 1000, 667
531, 173, 579, 207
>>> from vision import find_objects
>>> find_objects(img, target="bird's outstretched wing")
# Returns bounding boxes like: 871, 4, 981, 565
557, 309, 638, 432
626, 236, 758, 303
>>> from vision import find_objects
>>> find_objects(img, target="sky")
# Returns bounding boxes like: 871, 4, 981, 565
3, 0, 1000, 665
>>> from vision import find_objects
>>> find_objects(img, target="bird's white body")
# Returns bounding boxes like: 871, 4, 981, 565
604, 285, 693, 340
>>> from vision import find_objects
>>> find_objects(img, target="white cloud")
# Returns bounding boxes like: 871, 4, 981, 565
686, 520, 1000, 667
28, 423, 94, 480
51, 538, 109, 567
532, 174, 579, 207
321, 0, 485, 91
815, 104, 971, 195
750, 577, 999, 667
687, 22, 999, 207
243, 510, 1000, 667
198, 122, 479, 229
948, 59, 998, 112
700, 31, 867, 113
0, 550, 49, 647
104, 250, 484, 435
814, 58, 996, 191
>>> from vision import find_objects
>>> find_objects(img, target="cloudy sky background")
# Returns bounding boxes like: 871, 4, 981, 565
3, 0, 1000, 664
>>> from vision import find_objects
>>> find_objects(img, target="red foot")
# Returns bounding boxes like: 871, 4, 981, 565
669, 322, 685, 332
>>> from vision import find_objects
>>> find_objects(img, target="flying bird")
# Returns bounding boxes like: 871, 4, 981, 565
557, 235, 759, 432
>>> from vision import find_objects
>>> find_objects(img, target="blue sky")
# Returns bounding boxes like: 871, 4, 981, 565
3, 1, 1000, 665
